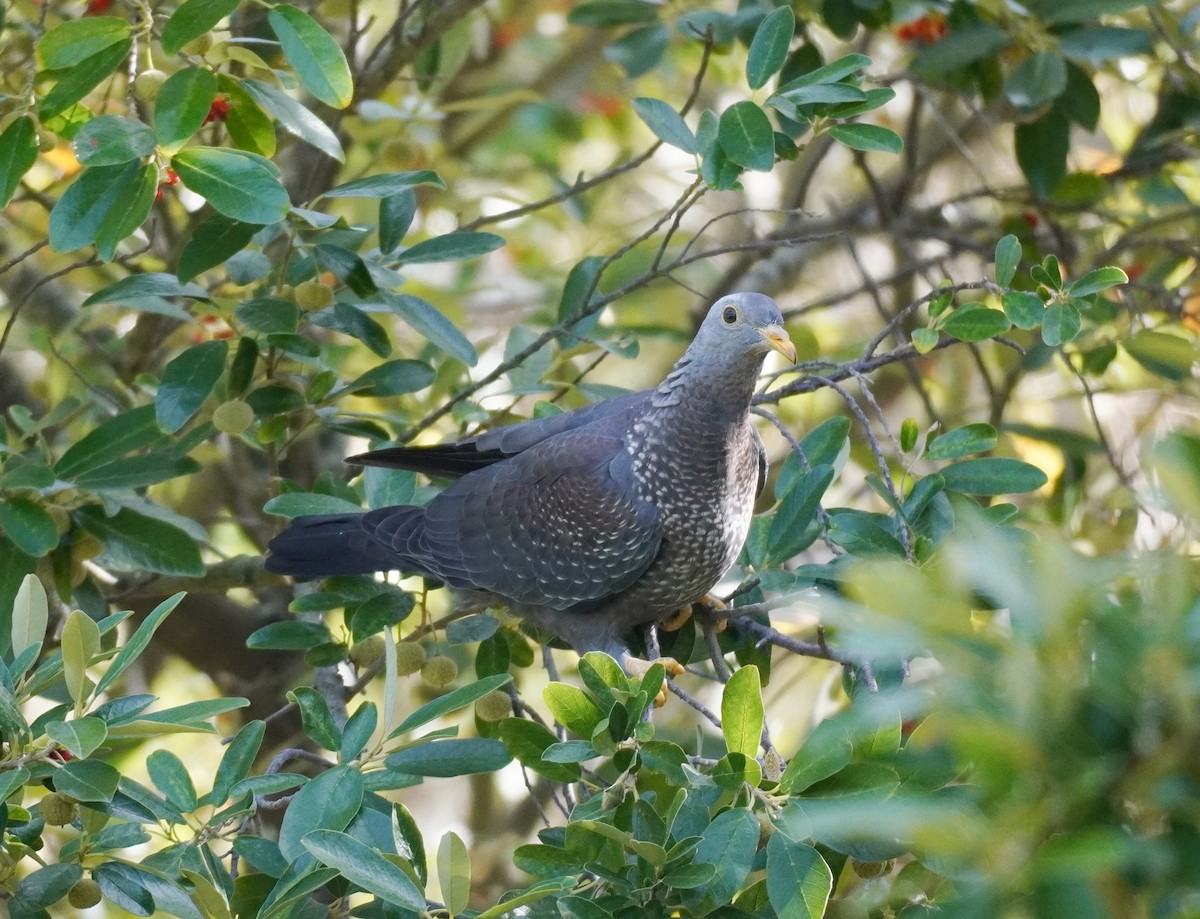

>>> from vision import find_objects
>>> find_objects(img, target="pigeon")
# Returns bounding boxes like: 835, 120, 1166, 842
266, 292, 795, 669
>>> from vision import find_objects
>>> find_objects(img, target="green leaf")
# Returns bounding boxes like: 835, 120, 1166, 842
379, 191, 416, 253
268, 4, 354, 109
178, 213, 262, 282
242, 78, 345, 162
1005, 51, 1067, 113
684, 808, 760, 915
1124, 329, 1198, 381
768, 465, 834, 563
156, 339, 228, 434
1015, 110, 1069, 197
766, 834, 833, 919
302, 830, 426, 910
290, 686, 342, 750
718, 101, 775, 171
383, 294, 478, 366
543, 682, 604, 738
499, 718, 582, 782
773, 52, 872, 95
325, 170, 445, 198
172, 147, 291, 224
61, 609, 101, 703
147, 749, 199, 811
314, 244, 376, 296
721, 665, 763, 758
10, 573, 48, 658
83, 272, 210, 307
925, 423, 997, 461
1032, 254, 1063, 290
1040, 0, 1146, 26
568, 1, 660, 26
211, 720, 265, 807
37, 16, 130, 69
155, 67, 218, 153
994, 234, 1021, 287
48, 160, 147, 255
391, 674, 513, 736
1066, 266, 1128, 297
826, 511, 907, 558
911, 327, 938, 353
632, 97, 698, 153
1040, 301, 1082, 346
0, 115, 36, 207
779, 718, 852, 794
219, 74, 278, 156
57, 405, 162, 477
70, 114, 154, 166
0, 498, 58, 557
911, 23, 1008, 75
247, 620, 333, 650
277, 763, 364, 862
39, 38, 132, 119
162, 0, 240, 55
828, 123, 903, 154
310, 302, 391, 357
712, 751, 763, 793
941, 305, 1010, 342
438, 831, 471, 916
263, 492, 364, 518
95, 592, 186, 696
12, 864, 83, 911
340, 701, 377, 762
395, 231, 506, 264
348, 359, 436, 397
46, 717, 108, 758
1058, 26, 1152, 64
1002, 290, 1044, 330
56, 758, 121, 802
746, 6, 794, 90
939, 457, 1048, 495
385, 738, 513, 777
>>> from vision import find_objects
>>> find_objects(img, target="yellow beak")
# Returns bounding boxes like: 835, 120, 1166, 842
760, 325, 797, 365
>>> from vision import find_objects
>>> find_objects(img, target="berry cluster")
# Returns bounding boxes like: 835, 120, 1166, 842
895, 14, 949, 44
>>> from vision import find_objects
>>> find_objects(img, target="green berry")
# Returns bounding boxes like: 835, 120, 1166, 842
40, 791, 78, 827
394, 641, 426, 676
852, 858, 895, 879
421, 655, 458, 688
349, 635, 387, 668
68, 878, 103, 909
293, 280, 334, 311
133, 69, 168, 102
475, 690, 511, 722
212, 400, 254, 435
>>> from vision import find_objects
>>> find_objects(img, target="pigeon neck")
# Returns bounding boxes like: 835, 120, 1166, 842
651, 351, 765, 426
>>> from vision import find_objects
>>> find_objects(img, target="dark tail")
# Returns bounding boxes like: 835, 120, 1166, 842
265, 511, 418, 577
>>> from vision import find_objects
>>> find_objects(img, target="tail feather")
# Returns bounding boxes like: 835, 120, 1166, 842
265, 512, 416, 577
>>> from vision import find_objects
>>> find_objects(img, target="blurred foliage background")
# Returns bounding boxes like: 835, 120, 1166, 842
1, 0, 1200, 916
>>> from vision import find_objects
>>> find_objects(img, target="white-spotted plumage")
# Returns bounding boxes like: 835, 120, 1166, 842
266, 292, 795, 661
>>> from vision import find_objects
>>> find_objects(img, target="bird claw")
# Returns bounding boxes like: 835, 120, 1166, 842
624, 655, 685, 707
660, 594, 728, 633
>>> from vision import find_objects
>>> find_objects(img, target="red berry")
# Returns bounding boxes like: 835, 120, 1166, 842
202, 98, 231, 125
85, 0, 113, 14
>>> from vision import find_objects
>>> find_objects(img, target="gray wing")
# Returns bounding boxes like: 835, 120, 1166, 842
349, 390, 654, 478
364, 427, 662, 610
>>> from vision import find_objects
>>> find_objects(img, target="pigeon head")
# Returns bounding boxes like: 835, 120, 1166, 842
692, 292, 797, 366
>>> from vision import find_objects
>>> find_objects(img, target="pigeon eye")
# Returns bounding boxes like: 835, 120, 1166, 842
721, 305, 739, 325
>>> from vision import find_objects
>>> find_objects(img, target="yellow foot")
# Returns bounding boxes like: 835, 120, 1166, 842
624, 656, 685, 707
660, 594, 728, 633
